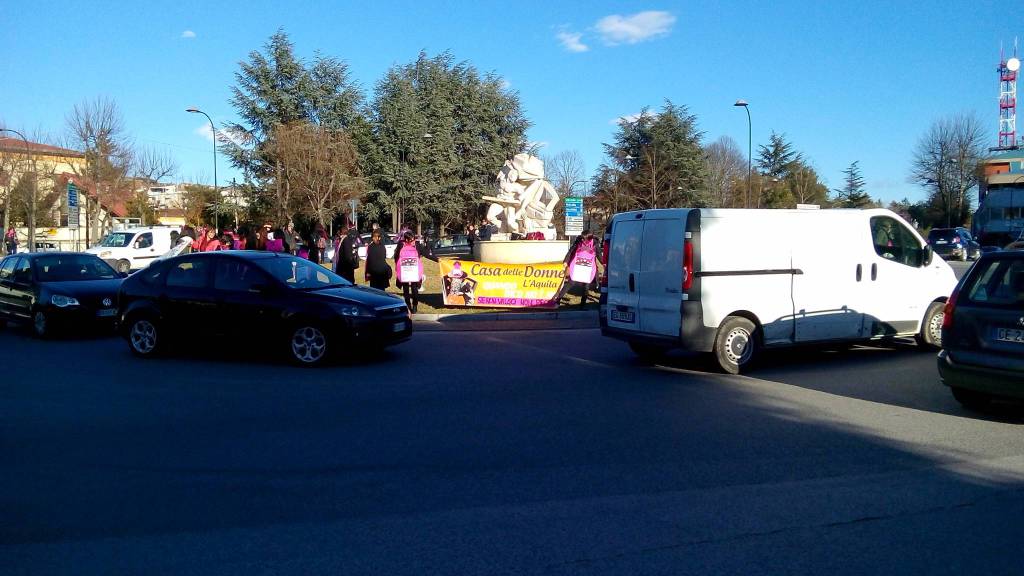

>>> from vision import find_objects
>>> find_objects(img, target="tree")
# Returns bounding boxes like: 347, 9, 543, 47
599, 101, 707, 211
703, 136, 746, 207
126, 146, 177, 224
910, 113, 987, 228
757, 132, 802, 180
546, 150, 586, 236
364, 51, 529, 233
268, 121, 364, 227
64, 97, 133, 243
833, 161, 871, 208
223, 29, 365, 224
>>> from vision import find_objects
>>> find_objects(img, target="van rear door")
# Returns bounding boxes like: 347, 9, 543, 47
606, 218, 643, 331
638, 216, 684, 337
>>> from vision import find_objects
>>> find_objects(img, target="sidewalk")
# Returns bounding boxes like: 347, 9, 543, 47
411, 309, 598, 331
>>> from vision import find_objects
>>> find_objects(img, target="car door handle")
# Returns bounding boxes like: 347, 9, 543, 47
871, 263, 877, 281
629, 273, 635, 292
856, 264, 862, 282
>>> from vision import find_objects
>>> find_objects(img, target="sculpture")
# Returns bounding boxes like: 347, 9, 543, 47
483, 154, 559, 238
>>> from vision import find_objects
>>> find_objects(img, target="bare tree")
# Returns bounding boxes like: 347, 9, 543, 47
910, 113, 987, 228
703, 136, 746, 207
270, 122, 364, 227
64, 97, 134, 243
547, 150, 587, 196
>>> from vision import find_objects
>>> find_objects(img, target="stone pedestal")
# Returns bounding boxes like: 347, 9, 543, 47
473, 240, 570, 264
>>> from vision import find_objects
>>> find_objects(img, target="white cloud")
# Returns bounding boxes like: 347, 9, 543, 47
500, 79, 512, 91
595, 11, 675, 45
181, 30, 196, 39
556, 30, 589, 53
610, 112, 643, 125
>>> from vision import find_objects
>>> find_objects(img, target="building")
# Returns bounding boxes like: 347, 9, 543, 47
975, 150, 1024, 246
0, 136, 126, 252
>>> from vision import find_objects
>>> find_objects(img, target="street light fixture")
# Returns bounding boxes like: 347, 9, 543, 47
186, 107, 219, 230
0, 128, 37, 252
734, 100, 751, 208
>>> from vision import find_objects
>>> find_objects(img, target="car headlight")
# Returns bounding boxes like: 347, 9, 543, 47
98, 251, 112, 258
51, 294, 80, 308
333, 303, 374, 318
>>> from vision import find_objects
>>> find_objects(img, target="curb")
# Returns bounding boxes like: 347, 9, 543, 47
411, 310, 599, 331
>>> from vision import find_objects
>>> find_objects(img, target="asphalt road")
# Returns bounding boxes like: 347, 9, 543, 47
2, 291, 1023, 575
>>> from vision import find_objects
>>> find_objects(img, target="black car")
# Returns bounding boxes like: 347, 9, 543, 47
118, 251, 411, 365
938, 250, 1024, 408
430, 234, 472, 258
927, 227, 981, 262
0, 252, 123, 337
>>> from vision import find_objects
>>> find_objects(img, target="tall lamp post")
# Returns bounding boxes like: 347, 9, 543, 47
0, 128, 37, 252
186, 108, 219, 230
734, 100, 751, 208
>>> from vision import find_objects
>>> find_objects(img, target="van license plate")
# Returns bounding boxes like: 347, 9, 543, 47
996, 328, 1024, 343
611, 310, 635, 323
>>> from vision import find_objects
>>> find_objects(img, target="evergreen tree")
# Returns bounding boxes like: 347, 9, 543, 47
223, 29, 364, 222
834, 161, 871, 208
756, 132, 802, 179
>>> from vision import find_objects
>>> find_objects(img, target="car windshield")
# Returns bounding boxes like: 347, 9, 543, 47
97, 232, 133, 247
35, 255, 118, 281
253, 255, 351, 290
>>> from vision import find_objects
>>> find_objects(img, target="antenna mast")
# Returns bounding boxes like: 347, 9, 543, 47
997, 38, 1020, 149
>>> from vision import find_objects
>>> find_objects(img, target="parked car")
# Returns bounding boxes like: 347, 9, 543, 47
85, 226, 176, 273
357, 233, 397, 261
927, 227, 981, 262
938, 250, 1024, 408
430, 234, 472, 258
0, 252, 123, 337
600, 208, 958, 374
118, 251, 411, 366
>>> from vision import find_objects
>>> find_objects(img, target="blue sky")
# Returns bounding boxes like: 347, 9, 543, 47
1, 0, 1019, 204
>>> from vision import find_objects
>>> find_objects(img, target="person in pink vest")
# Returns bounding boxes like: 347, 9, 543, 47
561, 230, 599, 309
394, 231, 430, 313
201, 228, 222, 251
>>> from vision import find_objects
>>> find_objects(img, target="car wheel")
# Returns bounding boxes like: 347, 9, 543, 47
915, 301, 944, 349
289, 324, 329, 366
958, 249, 967, 262
951, 387, 990, 410
32, 310, 50, 339
629, 341, 667, 363
714, 316, 758, 375
127, 315, 161, 357
116, 259, 131, 274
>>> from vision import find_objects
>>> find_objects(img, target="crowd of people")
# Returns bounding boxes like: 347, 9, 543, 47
169, 220, 598, 312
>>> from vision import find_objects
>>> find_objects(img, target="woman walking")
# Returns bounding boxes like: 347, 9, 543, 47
561, 230, 599, 310
364, 229, 393, 291
394, 231, 428, 313
4, 226, 18, 255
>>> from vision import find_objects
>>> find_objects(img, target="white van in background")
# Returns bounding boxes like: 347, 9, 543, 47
85, 227, 176, 273
599, 208, 958, 373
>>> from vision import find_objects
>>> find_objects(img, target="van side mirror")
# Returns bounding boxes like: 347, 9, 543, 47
922, 245, 933, 266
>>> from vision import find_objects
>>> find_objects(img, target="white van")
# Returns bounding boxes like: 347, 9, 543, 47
85, 227, 176, 273
599, 208, 958, 373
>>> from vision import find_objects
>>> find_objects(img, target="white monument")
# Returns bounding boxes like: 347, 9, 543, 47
482, 153, 559, 239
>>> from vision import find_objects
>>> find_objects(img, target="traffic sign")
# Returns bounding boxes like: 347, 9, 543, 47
67, 182, 79, 230
564, 196, 584, 236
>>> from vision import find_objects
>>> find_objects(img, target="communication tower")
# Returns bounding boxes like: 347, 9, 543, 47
998, 40, 1020, 149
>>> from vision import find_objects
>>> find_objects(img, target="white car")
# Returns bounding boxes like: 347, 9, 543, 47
357, 233, 397, 261
85, 227, 176, 273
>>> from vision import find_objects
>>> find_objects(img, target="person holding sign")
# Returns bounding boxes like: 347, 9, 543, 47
394, 231, 430, 313
560, 230, 598, 310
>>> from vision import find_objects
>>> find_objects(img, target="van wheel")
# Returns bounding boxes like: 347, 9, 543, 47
915, 301, 944, 349
629, 342, 667, 363
714, 316, 758, 375
116, 259, 131, 274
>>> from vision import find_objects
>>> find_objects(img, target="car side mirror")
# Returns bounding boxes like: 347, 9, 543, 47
922, 245, 933, 266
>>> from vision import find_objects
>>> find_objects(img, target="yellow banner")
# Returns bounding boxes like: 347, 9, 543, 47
438, 259, 565, 308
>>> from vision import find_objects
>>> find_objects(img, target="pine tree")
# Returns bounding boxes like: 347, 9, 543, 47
834, 161, 871, 208
756, 132, 802, 179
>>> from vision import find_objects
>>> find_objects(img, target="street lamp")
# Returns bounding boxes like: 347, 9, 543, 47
186, 107, 219, 230
734, 100, 751, 208
0, 128, 37, 252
